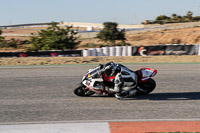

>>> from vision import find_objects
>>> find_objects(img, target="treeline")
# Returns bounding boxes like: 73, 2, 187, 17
143, 11, 200, 24
0, 22, 127, 51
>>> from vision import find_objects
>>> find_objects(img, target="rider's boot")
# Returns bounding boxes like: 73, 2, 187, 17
136, 87, 146, 93
113, 86, 124, 100
115, 93, 124, 100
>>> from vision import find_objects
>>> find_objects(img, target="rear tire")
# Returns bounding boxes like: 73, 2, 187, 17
136, 79, 156, 96
74, 84, 95, 97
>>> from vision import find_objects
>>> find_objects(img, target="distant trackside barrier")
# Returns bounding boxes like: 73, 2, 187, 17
132, 44, 199, 56
0, 44, 199, 58
0, 50, 82, 58
82, 44, 199, 57
82, 46, 132, 57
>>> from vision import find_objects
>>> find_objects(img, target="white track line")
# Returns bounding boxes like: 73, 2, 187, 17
1, 119, 200, 133
0, 122, 110, 133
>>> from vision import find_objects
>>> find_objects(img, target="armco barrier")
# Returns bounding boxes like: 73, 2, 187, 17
0, 44, 199, 58
0, 50, 82, 57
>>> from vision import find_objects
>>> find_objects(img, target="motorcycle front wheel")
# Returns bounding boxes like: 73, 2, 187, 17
136, 78, 156, 95
74, 84, 95, 97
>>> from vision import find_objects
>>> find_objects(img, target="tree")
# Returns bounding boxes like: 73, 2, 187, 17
186, 11, 193, 19
155, 15, 170, 24
193, 16, 200, 21
96, 22, 126, 44
0, 29, 5, 42
146, 11, 200, 24
171, 13, 177, 18
28, 22, 80, 51
171, 13, 178, 20
156, 15, 170, 21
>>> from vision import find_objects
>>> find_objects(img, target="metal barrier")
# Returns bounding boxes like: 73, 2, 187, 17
0, 50, 82, 57
0, 44, 199, 58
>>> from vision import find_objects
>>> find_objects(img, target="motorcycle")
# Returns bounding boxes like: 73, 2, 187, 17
74, 64, 157, 99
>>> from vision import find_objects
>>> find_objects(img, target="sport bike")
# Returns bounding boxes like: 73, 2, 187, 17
74, 64, 157, 99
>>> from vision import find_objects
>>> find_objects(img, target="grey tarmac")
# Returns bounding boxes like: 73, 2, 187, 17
0, 63, 200, 123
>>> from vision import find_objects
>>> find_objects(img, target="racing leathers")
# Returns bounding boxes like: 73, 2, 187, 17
100, 62, 138, 98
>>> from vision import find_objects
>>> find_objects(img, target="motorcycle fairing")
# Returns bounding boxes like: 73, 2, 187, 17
82, 78, 104, 94
136, 67, 157, 83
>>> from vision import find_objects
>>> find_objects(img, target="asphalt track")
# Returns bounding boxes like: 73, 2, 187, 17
0, 63, 200, 124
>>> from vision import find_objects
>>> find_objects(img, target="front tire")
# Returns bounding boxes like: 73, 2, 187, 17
74, 84, 95, 97
136, 78, 156, 95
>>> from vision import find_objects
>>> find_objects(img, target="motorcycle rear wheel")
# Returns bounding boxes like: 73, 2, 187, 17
74, 84, 95, 97
136, 78, 156, 95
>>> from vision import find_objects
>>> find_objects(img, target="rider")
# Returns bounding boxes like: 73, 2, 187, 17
100, 62, 138, 99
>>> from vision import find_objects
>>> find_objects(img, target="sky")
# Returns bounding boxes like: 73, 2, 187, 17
1, 0, 200, 26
